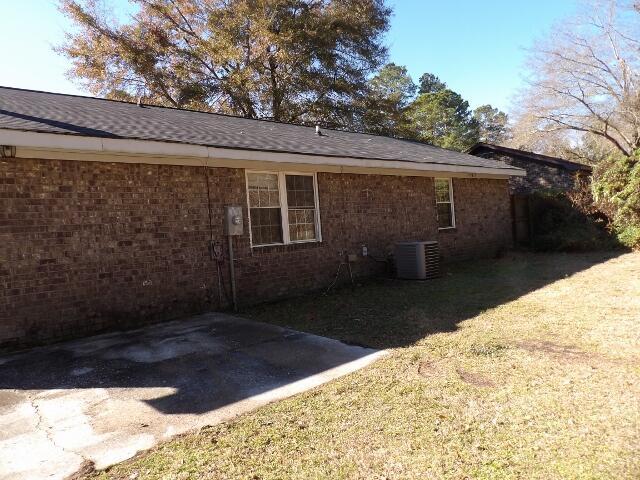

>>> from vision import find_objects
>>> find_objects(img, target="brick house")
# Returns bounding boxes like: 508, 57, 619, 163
468, 142, 592, 195
468, 143, 593, 244
0, 87, 524, 349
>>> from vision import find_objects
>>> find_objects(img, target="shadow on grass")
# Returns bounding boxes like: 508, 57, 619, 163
0, 251, 621, 422
242, 251, 623, 349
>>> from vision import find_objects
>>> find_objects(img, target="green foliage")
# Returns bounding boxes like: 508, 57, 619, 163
58, 0, 391, 126
360, 68, 486, 151
529, 191, 620, 252
361, 63, 416, 137
417, 72, 447, 94
363, 69, 508, 152
616, 224, 640, 248
473, 104, 510, 144
368, 63, 416, 106
406, 89, 480, 151
592, 151, 640, 249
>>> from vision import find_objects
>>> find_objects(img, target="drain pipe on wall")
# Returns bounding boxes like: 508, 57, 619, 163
224, 206, 243, 311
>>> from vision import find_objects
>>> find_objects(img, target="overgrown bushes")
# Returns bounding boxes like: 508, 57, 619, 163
526, 149, 640, 252
592, 152, 640, 250
529, 190, 620, 252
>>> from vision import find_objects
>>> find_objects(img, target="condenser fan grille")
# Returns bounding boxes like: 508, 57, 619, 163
394, 241, 440, 280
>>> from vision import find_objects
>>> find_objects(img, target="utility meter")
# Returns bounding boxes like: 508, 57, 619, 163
224, 205, 244, 236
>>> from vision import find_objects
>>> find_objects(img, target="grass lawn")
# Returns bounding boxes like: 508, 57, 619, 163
91, 252, 640, 479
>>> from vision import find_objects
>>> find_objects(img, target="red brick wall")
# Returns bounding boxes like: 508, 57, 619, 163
0, 157, 511, 349
437, 177, 513, 260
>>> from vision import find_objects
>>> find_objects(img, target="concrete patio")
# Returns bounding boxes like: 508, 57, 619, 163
0, 313, 384, 480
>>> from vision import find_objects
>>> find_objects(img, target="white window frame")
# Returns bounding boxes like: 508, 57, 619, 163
245, 170, 322, 247
435, 177, 456, 230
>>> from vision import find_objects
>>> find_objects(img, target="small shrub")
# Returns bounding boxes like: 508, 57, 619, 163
616, 224, 640, 249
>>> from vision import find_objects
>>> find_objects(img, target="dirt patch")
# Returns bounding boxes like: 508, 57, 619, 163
455, 368, 495, 388
517, 340, 640, 370
516, 340, 596, 362
418, 362, 495, 388
416, 359, 456, 379
417, 360, 440, 378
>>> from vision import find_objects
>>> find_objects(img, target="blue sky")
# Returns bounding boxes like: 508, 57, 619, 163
1, 0, 579, 113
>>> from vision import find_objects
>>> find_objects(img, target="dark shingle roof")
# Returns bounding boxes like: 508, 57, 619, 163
468, 142, 592, 173
0, 87, 517, 172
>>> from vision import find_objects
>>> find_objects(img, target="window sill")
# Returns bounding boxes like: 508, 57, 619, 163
438, 227, 457, 233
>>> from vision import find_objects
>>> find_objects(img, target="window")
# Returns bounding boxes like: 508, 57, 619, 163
246, 171, 321, 246
247, 173, 283, 245
435, 178, 455, 229
286, 175, 317, 241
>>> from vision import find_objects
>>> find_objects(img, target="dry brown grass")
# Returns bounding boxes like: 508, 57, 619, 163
91, 252, 640, 480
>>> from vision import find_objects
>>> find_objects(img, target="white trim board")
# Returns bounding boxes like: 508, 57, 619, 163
0, 128, 527, 178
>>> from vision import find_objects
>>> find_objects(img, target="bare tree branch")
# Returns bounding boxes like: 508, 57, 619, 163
510, 0, 640, 159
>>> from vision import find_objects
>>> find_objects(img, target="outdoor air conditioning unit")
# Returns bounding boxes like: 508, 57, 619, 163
394, 241, 440, 280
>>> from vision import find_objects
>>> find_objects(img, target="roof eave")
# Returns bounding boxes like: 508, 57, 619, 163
0, 129, 526, 178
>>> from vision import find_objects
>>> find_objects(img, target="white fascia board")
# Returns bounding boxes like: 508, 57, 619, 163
0, 129, 526, 177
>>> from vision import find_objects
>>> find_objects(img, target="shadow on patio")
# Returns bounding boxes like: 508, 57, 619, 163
0, 314, 379, 416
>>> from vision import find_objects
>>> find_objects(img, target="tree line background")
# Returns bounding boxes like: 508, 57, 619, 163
59, 0, 639, 248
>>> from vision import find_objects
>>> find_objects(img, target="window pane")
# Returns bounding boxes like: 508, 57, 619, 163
286, 174, 315, 208
250, 207, 282, 244
288, 208, 316, 241
248, 189, 259, 206
435, 179, 450, 203
248, 173, 280, 207
437, 203, 453, 229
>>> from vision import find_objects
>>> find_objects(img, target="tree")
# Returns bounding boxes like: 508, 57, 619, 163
507, 1, 640, 248
361, 63, 416, 136
511, 0, 640, 158
407, 89, 479, 151
418, 72, 446, 94
58, 0, 391, 127
368, 63, 416, 106
473, 104, 510, 144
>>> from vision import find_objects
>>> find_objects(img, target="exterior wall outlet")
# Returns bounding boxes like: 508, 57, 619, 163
361, 245, 368, 257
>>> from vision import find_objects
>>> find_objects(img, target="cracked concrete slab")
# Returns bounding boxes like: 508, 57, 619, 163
0, 313, 384, 480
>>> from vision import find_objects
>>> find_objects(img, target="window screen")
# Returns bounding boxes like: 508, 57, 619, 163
247, 173, 283, 245
435, 178, 455, 229
286, 174, 317, 241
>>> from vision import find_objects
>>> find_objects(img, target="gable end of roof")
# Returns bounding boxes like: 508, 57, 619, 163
468, 143, 592, 173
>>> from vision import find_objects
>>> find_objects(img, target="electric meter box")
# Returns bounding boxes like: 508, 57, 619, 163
224, 205, 244, 236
